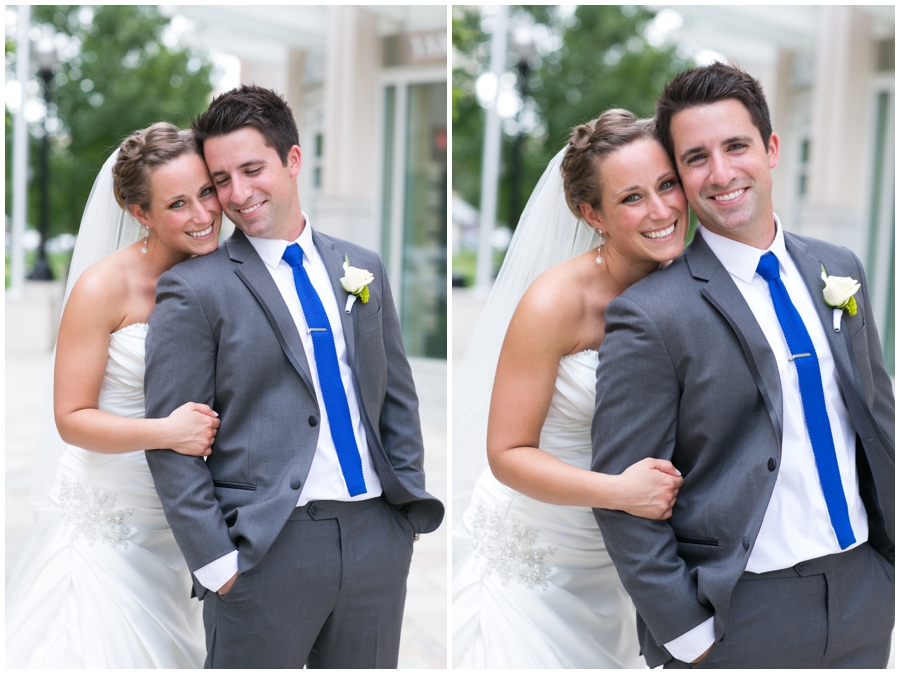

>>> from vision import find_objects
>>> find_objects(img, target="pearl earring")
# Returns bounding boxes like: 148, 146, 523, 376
594, 229, 605, 265
141, 224, 149, 254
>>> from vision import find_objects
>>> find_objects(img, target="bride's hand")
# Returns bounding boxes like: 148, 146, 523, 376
164, 403, 220, 457
616, 458, 683, 520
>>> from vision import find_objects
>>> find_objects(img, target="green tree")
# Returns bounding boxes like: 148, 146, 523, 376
451, 7, 488, 216
6, 5, 215, 237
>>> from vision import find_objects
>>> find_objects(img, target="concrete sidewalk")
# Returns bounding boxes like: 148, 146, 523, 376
451, 286, 489, 377
5, 282, 447, 668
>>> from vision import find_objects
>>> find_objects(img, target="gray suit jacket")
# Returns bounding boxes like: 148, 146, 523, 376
145, 228, 444, 598
591, 231, 894, 667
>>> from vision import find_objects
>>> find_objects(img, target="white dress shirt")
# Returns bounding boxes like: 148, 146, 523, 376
665, 217, 867, 662
194, 214, 382, 592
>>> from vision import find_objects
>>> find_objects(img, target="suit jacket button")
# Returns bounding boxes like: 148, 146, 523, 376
308, 415, 318, 426
767, 457, 777, 471
290, 478, 302, 490
742, 537, 750, 550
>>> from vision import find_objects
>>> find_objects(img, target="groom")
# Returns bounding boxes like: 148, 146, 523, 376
592, 63, 894, 668
144, 85, 443, 668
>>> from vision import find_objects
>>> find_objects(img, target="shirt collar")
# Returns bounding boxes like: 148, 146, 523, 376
245, 212, 314, 269
698, 214, 787, 284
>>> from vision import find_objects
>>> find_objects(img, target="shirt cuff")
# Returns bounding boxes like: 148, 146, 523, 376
664, 616, 715, 663
193, 550, 239, 592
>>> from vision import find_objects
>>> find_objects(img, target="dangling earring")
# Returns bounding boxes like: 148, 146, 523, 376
594, 229, 605, 265
141, 224, 149, 254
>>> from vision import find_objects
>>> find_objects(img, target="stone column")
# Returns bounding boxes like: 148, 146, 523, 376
801, 6, 872, 250
318, 6, 380, 249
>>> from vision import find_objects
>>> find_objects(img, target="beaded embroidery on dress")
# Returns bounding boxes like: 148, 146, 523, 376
55, 477, 133, 547
469, 500, 555, 588
5, 324, 205, 668
452, 350, 643, 668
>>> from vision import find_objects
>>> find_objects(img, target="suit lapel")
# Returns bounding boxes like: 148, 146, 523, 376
784, 233, 857, 395
226, 230, 316, 395
312, 230, 358, 369
686, 235, 785, 442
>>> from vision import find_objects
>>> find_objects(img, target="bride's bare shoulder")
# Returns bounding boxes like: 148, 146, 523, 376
518, 250, 595, 319
63, 245, 136, 324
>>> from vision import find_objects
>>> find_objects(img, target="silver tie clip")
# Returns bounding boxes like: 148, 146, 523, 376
788, 352, 811, 362
308, 327, 327, 333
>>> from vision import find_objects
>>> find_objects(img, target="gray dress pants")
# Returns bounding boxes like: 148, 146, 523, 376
666, 542, 894, 668
202, 497, 415, 668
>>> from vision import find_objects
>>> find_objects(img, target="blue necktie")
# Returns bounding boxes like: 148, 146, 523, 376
283, 243, 366, 497
756, 252, 855, 549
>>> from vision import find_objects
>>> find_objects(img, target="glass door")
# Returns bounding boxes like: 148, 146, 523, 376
380, 74, 447, 359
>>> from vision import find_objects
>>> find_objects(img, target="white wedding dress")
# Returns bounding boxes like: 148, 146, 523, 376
453, 350, 644, 668
6, 323, 206, 668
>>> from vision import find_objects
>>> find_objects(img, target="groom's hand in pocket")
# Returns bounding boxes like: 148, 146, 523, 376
218, 572, 238, 596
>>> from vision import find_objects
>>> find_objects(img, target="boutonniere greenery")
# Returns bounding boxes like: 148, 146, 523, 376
821, 264, 860, 332
341, 255, 374, 314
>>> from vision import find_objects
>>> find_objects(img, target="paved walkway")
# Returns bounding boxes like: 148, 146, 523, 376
451, 286, 489, 377
5, 282, 447, 669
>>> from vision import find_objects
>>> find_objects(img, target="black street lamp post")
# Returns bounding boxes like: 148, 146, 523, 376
28, 32, 57, 281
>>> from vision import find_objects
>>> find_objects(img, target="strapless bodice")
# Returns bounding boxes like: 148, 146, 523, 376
538, 349, 598, 469
97, 322, 148, 419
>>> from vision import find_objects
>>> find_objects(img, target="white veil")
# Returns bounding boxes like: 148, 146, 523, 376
451, 146, 599, 522
62, 149, 143, 306
29, 148, 143, 504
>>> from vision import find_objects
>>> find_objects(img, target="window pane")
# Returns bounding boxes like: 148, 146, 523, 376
401, 82, 447, 358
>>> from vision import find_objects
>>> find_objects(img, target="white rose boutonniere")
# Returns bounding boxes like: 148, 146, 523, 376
821, 264, 860, 332
341, 255, 374, 314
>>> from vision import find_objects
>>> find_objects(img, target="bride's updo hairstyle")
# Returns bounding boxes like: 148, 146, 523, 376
112, 122, 197, 212
560, 109, 656, 220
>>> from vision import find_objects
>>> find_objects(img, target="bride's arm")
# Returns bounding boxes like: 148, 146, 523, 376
486, 273, 681, 520
53, 259, 218, 456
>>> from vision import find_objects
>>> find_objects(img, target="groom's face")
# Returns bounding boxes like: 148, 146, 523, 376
670, 98, 780, 249
204, 127, 303, 240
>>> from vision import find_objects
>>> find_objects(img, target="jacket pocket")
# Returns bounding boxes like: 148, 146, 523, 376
675, 535, 720, 546
358, 307, 383, 336
212, 480, 257, 491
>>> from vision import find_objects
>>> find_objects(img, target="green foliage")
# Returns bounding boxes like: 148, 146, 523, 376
450, 247, 507, 288
452, 5, 693, 230
5, 250, 72, 288
451, 7, 488, 214
6, 5, 215, 236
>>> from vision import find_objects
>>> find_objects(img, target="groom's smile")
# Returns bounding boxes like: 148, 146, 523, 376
711, 187, 747, 203
237, 201, 266, 216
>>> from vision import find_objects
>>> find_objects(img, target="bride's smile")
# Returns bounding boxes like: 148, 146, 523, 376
642, 222, 677, 239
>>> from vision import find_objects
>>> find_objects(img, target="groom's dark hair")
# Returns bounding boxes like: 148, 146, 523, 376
192, 85, 299, 165
655, 62, 772, 161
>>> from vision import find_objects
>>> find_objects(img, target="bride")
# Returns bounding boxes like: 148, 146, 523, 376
6, 122, 222, 668
453, 109, 688, 668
